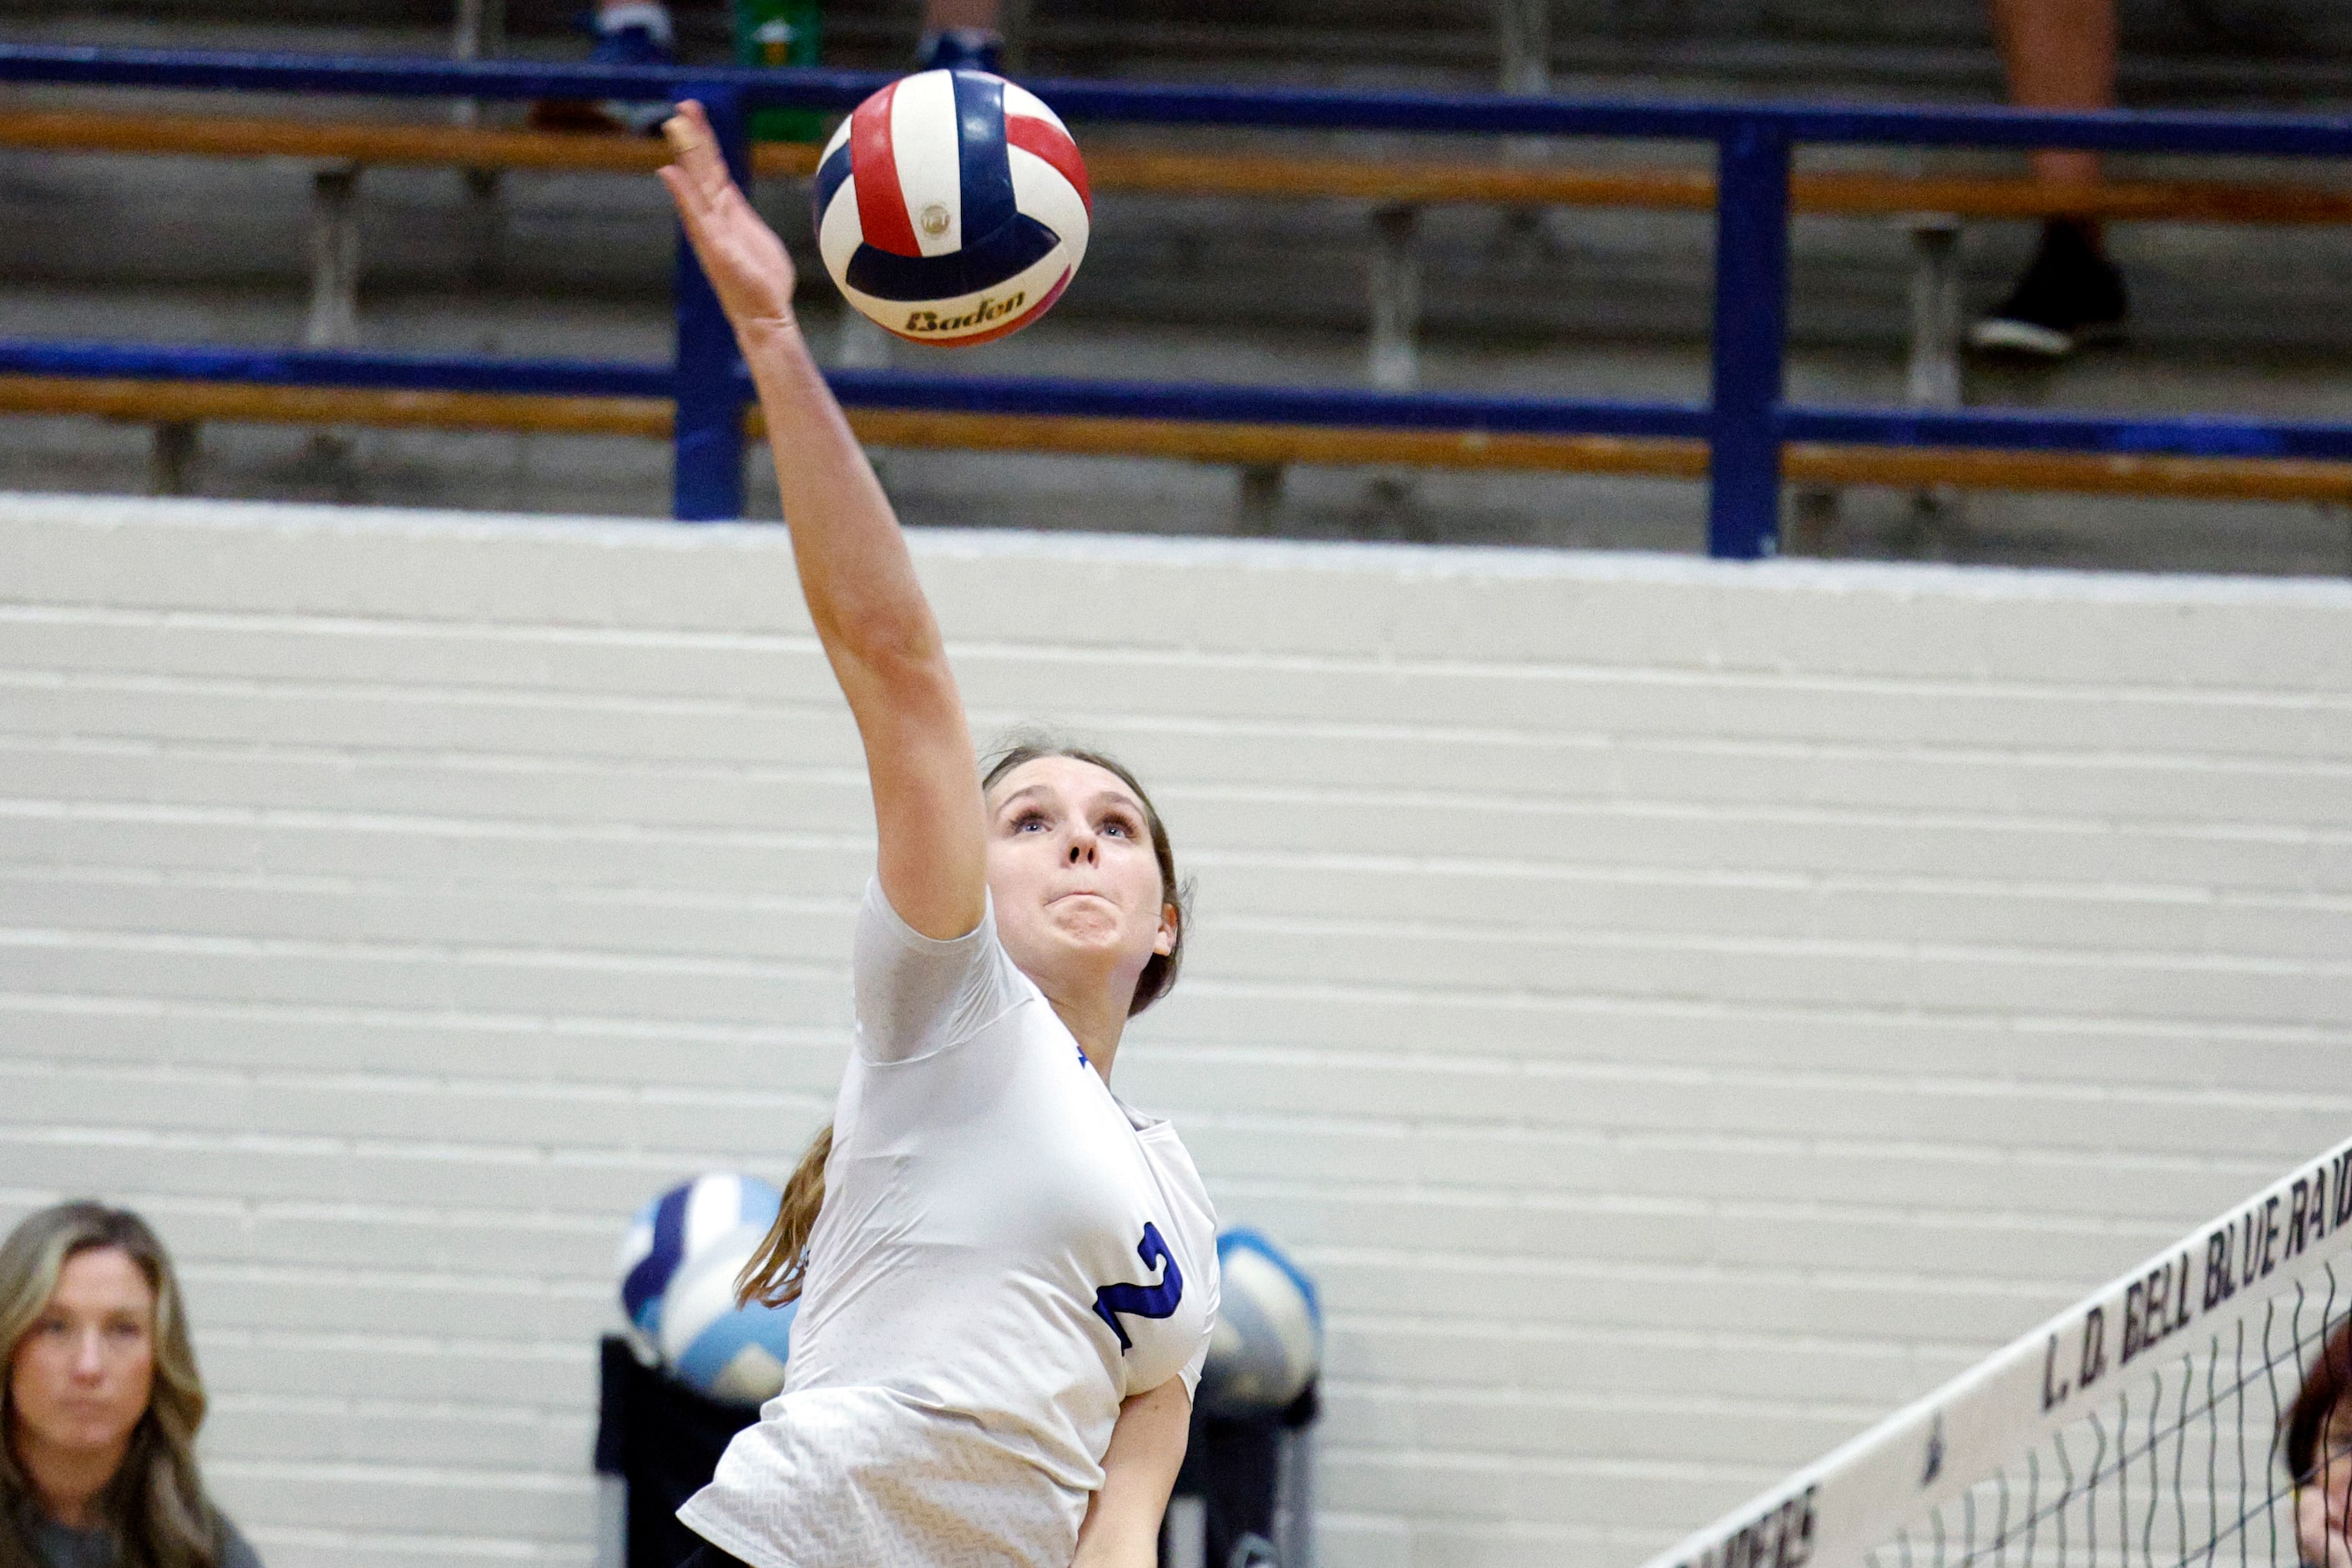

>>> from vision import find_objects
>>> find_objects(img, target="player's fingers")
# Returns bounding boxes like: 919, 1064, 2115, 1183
656, 163, 709, 237
678, 174, 763, 271
655, 162, 697, 225
659, 169, 734, 281
660, 102, 733, 206
657, 133, 708, 220
661, 98, 709, 152
715, 180, 763, 230
685, 114, 748, 211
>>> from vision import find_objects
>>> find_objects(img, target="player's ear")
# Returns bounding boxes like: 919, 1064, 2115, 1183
1153, 902, 1178, 958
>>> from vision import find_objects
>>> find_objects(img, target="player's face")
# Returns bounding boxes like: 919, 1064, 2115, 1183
984, 756, 1175, 1012
7, 1246, 157, 1471
2299, 1400, 2352, 1568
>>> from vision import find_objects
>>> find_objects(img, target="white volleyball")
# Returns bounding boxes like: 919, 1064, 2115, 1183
812, 68, 1090, 346
615, 1173, 799, 1407
1200, 1229, 1323, 1419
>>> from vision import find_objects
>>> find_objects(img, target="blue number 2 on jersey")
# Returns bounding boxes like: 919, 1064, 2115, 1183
1091, 1222, 1183, 1352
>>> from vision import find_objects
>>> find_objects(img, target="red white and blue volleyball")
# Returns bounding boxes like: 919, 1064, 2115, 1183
813, 69, 1090, 346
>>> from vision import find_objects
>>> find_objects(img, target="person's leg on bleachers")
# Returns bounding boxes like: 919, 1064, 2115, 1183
1971, 0, 2128, 357
917, 0, 1004, 72
529, 0, 675, 134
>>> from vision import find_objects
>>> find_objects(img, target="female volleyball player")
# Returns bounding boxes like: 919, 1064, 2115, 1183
655, 101, 1219, 1568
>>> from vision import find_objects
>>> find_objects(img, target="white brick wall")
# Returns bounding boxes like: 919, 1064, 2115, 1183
3, 492, 2349, 1568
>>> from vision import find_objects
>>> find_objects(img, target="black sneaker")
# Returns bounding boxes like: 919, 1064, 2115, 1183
1969, 219, 2129, 358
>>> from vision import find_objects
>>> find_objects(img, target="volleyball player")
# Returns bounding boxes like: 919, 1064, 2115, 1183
653, 101, 1221, 1568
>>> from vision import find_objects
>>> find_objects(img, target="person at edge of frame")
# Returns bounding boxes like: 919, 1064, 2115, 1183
0, 1202, 265, 1568
534, 0, 1009, 135
1970, 0, 2130, 359
2290, 1316, 2352, 1568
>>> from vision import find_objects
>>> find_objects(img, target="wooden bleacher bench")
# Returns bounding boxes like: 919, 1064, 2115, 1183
9, 107, 2352, 221
11, 372, 2348, 508
7, 106, 2352, 510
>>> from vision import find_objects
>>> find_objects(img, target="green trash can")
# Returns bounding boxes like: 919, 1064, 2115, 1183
736, 0, 826, 143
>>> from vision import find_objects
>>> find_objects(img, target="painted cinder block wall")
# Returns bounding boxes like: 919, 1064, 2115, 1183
2, 493, 2347, 1568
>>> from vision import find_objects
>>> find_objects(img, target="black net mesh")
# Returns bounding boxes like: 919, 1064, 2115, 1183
1651, 1141, 2352, 1568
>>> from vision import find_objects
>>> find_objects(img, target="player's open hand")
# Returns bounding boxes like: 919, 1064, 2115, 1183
659, 100, 799, 333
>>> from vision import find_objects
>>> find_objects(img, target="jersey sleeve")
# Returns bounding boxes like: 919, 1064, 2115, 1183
1175, 1329, 1211, 1401
1174, 1243, 1218, 1400
852, 876, 1032, 1065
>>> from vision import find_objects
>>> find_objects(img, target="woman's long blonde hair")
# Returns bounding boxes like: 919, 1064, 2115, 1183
0, 1202, 225, 1568
735, 742, 1191, 1311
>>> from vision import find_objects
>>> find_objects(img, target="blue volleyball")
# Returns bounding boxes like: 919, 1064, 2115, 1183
1200, 1229, 1322, 1419
615, 1173, 798, 1407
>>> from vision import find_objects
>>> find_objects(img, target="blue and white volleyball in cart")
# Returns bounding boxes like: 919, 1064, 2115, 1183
1199, 1229, 1323, 1419
615, 1173, 798, 1407
812, 68, 1090, 346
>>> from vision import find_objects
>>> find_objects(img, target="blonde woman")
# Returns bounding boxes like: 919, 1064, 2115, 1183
1, 1203, 261, 1568
655, 100, 1219, 1568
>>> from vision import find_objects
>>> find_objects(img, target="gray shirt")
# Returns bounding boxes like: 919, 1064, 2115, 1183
30, 1512, 263, 1568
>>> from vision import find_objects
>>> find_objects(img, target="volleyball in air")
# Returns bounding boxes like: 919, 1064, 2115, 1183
1199, 1230, 1323, 1419
615, 1173, 798, 1407
812, 68, 1090, 346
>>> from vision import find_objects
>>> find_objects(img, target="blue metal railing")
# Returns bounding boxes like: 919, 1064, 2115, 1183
6, 42, 2352, 555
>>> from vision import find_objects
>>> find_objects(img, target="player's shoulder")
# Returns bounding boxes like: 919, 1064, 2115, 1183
1121, 1101, 1216, 1233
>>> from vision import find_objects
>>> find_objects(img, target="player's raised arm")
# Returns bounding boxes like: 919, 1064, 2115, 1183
665, 83, 1219, 1568
659, 100, 984, 942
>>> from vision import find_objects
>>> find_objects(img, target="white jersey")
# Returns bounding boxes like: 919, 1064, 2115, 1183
680, 880, 1220, 1568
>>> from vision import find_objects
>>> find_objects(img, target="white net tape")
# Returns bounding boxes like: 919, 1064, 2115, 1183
1643, 1136, 2352, 1568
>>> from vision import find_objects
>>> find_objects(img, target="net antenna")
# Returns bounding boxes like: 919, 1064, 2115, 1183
1642, 1135, 2352, 1568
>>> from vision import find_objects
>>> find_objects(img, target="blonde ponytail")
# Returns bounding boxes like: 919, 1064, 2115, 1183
736, 1124, 833, 1308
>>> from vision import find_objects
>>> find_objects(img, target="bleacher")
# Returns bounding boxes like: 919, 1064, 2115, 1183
7, 1, 2352, 573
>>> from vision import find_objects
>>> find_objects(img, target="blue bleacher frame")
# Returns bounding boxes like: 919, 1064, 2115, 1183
5, 42, 2352, 556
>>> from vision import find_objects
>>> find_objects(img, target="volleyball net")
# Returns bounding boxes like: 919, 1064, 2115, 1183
1644, 1135, 2352, 1568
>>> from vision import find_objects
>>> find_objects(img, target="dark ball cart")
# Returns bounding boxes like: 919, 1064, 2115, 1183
592, 1336, 1320, 1568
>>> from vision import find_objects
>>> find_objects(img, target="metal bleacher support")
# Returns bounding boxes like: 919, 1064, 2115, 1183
449, 0, 504, 126
297, 160, 364, 469
1338, 0, 1545, 533
672, 84, 751, 522
10, 48, 2352, 554
303, 162, 363, 354
448, 0, 508, 280
1904, 218, 1965, 421
1495, 0, 1551, 98
1796, 210, 1968, 551
1363, 200, 1424, 531
1902, 213, 1967, 534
